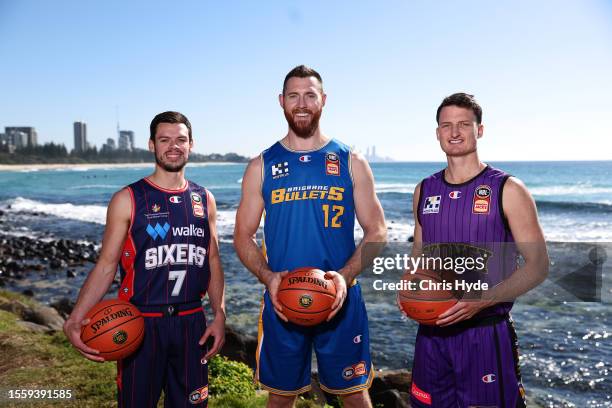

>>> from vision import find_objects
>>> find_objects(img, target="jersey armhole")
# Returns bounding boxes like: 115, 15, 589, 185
416, 180, 425, 227
498, 175, 512, 232
126, 186, 135, 235
205, 188, 211, 219
259, 152, 265, 194
348, 149, 355, 187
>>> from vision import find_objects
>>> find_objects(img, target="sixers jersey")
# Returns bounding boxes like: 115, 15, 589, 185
119, 178, 211, 306
417, 165, 518, 315
261, 139, 355, 272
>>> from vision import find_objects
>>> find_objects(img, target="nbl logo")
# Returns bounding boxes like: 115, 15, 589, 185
299, 294, 313, 308
113, 330, 128, 345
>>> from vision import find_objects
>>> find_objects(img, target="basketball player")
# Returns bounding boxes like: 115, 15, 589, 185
234, 65, 387, 408
63, 112, 225, 407
408, 93, 549, 407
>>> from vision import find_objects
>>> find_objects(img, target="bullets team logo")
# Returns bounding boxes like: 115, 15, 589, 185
190, 192, 204, 218
189, 385, 208, 404
112, 330, 128, 345
299, 294, 313, 308
325, 152, 340, 176
472, 185, 491, 214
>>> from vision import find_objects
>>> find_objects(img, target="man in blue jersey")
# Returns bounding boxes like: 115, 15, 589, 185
64, 112, 226, 407
407, 93, 549, 407
234, 65, 387, 407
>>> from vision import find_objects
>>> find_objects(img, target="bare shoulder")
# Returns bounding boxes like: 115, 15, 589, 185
503, 176, 532, 200
350, 151, 373, 181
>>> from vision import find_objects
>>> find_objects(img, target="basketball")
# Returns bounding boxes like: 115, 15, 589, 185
397, 269, 459, 325
278, 267, 337, 326
80, 299, 145, 361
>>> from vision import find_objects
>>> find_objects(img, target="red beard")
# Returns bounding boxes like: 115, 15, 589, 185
284, 108, 322, 139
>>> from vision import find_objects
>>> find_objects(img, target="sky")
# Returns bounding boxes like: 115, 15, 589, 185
1, 0, 611, 161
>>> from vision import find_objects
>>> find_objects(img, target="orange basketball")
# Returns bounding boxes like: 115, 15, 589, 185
278, 267, 337, 326
80, 299, 145, 361
397, 269, 459, 325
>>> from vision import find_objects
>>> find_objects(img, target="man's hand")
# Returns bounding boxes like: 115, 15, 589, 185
199, 314, 226, 361
324, 271, 347, 321
436, 300, 493, 326
262, 269, 289, 322
63, 317, 104, 362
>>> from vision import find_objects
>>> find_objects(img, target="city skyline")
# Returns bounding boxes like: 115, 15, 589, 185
1, 1, 611, 161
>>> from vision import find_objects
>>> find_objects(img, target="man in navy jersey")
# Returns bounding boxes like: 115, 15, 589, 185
408, 93, 549, 407
64, 111, 225, 407
234, 65, 387, 407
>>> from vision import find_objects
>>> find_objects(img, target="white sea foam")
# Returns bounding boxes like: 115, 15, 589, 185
375, 183, 417, 194
530, 185, 612, 197
5, 197, 108, 225
67, 184, 122, 190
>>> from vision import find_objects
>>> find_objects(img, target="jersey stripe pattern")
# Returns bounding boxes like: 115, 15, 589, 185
119, 178, 211, 306
261, 139, 355, 272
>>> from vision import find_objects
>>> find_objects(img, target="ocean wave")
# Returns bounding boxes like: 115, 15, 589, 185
67, 184, 122, 190
531, 185, 612, 196
3, 197, 108, 225
375, 183, 417, 194
536, 200, 612, 213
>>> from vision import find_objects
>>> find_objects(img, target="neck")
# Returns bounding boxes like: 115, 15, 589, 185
283, 128, 329, 151
148, 167, 187, 190
445, 152, 486, 184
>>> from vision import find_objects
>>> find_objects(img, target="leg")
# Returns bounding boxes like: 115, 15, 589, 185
266, 393, 297, 408
340, 390, 372, 408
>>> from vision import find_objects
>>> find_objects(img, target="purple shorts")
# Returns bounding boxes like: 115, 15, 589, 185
410, 315, 526, 408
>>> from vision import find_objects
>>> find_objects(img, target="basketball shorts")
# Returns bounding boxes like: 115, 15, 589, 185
117, 301, 208, 408
410, 315, 526, 408
256, 282, 373, 396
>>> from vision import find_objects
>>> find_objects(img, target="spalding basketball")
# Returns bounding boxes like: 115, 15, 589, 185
278, 267, 337, 326
80, 299, 145, 361
398, 269, 459, 325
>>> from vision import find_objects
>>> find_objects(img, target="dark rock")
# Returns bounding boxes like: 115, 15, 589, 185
22, 289, 34, 297
220, 325, 257, 369
408, 236, 414, 242
371, 389, 410, 408
28, 305, 65, 331
17, 320, 52, 333
51, 297, 75, 319
66, 270, 77, 278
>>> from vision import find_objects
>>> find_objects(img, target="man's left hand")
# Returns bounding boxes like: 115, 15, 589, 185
199, 314, 226, 361
324, 271, 347, 321
436, 300, 493, 326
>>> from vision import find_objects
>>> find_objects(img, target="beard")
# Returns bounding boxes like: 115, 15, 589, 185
155, 150, 188, 172
284, 107, 322, 139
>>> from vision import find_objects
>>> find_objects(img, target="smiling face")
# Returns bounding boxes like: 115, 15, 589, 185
436, 105, 483, 157
280, 76, 326, 139
149, 122, 192, 172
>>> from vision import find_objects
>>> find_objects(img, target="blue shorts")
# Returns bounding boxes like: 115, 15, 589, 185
117, 303, 208, 408
256, 282, 373, 395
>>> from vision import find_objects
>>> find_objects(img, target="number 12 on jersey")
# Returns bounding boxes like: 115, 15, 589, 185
322, 204, 344, 228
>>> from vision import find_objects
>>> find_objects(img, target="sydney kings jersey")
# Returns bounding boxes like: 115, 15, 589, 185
261, 139, 356, 272
118, 178, 211, 306
417, 165, 518, 316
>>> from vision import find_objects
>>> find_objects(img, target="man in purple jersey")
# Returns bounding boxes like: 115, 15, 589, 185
63, 112, 225, 407
408, 93, 549, 407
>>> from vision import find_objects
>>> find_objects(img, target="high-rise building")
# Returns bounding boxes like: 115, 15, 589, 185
5, 127, 37, 148
106, 138, 116, 150
118, 130, 134, 150
73, 121, 87, 153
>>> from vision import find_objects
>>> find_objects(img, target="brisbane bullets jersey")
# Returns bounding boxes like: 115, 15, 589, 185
261, 139, 356, 272
118, 178, 211, 306
417, 165, 518, 315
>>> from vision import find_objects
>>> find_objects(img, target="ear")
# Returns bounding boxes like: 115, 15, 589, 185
148, 139, 155, 152
476, 124, 484, 139
435, 127, 441, 142
189, 139, 193, 152
321, 93, 327, 107
279, 93, 284, 109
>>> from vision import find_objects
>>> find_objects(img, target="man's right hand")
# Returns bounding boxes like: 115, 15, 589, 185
261, 269, 289, 322
63, 317, 105, 362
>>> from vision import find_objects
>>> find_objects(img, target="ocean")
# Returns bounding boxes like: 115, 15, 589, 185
0, 161, 610, 407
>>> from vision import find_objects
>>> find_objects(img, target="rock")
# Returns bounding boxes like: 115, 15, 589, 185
28, 305, 65, 331
66, 270, 77, 278
220, 325, 257, 369
51, 297, 75, 319
17, 320, 52, 333
22, 289, 34, 297
408, 236, 414, 242
371, 389, 411, 408
378, 369, 412, 393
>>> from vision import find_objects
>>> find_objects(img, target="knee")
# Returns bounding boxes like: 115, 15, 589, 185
341, 390, 372, 408
267, 392, 297, 408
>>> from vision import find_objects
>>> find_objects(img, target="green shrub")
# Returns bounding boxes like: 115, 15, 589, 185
209, 355, 256, 398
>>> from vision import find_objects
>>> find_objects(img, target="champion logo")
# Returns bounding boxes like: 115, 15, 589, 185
353, 334, 362, 344
482, 373, 496, 383
299, 155, 312, 163
169, 195, 182, 204
146, 222, 170, 240
449, 191, 461, 199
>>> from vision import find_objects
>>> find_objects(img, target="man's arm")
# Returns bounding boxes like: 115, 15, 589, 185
63, 188, 132, 361
233, 156, 288, 321
411, 182, 423, 259
199, 191, 226, 359
326, 153, 387, 319
437, 177, 549, 325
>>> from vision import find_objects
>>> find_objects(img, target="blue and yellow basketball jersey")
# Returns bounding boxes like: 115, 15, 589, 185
261, 139, 355, 272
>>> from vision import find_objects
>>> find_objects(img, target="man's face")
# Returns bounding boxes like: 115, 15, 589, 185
436, 105, 483, 157
280, 76, 326, 138
148, 122, 192, 172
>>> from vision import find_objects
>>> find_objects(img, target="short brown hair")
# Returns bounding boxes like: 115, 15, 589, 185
436, 93, 482, 124
149, 111, 192, 141
282, 65, 323, 94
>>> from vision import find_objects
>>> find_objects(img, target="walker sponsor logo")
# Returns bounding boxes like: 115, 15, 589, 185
146, 222, 170, 240
169, 195, 182, 204
342, 361, 367, 380
144, 244, 207, 269
172, 224, 206, 238
411, 382, 432, 405
90, 307, 134, 335
189, 385, 208, 404
482, 373, 496, 383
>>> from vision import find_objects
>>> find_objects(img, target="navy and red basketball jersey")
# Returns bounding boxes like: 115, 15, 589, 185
119, 178, 211, 306
417, 165, 519, 315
